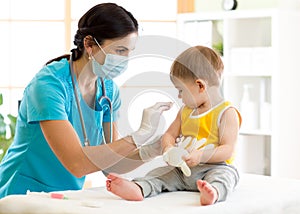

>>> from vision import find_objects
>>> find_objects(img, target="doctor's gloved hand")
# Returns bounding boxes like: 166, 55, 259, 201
139, 135, 163, 161
131, 102, 173, 148
163, 147, 191, 177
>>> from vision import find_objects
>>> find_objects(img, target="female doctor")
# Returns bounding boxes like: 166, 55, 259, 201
0, 3, 172, 198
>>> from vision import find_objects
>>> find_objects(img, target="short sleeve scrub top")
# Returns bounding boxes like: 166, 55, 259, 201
0, 58, 121, 198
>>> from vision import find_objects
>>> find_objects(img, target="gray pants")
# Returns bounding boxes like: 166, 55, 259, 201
134, 163, 239, 202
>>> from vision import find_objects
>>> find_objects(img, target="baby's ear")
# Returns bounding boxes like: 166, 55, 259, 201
195, 79, 206, 91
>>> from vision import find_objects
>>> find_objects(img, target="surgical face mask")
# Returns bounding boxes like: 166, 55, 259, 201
91, 39, 128, 79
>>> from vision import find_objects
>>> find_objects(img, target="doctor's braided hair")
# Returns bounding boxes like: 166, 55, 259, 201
46, 3, 138, 64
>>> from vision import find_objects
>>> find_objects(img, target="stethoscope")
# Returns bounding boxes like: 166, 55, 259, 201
69, 55, 113, 147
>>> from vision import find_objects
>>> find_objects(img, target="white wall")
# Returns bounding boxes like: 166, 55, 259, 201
195, 0, 279, 11
277, 0, 300, 179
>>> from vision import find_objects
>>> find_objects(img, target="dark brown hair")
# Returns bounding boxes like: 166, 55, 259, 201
46, 3, 138, 64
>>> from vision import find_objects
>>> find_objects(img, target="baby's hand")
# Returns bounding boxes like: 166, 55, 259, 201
183, 151, 201, 168
184, 144, 214, 167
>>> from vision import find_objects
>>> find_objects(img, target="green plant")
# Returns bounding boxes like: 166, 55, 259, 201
212, 42, 223, 56
0, 93, 17, 162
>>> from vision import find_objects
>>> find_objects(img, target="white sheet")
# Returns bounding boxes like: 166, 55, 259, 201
1, 173, 300, 214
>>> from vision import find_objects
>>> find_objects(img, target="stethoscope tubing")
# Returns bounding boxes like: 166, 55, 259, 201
69, 55, 113, 146
70, 56, 90, 146
99, 78, 113, 144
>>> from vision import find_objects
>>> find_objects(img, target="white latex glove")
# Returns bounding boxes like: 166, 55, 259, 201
131, 102, 173, 147
163, 147, 191, 177
177, 136, 207, 153
139, 135, 163, 161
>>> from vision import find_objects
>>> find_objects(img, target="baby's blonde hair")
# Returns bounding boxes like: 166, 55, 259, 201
170, 46, 224, 86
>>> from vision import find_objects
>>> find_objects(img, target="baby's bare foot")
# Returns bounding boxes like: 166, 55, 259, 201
106, 173, 144, 201
197, 180, 218, 205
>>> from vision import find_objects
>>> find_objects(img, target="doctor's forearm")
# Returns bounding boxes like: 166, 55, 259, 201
82, 136, 139, 173
104, 150, 144, 174
40, 120, 138, 177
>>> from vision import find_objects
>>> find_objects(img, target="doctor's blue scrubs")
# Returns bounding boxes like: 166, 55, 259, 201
0, 58, 121, 198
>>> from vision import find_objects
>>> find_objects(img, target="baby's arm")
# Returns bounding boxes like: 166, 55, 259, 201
184, 107, 240, 166
161, 110, 182, 152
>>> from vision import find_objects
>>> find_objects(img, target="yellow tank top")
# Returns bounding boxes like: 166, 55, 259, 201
181, 101, 241, 164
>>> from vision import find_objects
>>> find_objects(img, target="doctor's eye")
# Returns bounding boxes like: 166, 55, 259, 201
115, 48, 128, 55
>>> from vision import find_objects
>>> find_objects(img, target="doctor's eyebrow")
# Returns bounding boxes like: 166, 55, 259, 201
116, 46, 136, 51
115, 45, 128, 49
